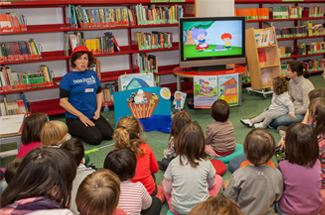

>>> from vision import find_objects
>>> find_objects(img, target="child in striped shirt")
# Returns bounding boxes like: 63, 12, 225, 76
104, 148, 162, 215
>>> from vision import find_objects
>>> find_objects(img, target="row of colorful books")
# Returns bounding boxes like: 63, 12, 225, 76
131, 4, 183, 25
69, 5, 136, 28
136, 53, 160, 86
275, 26, 308, 38
0, 40, 41, 63
134, 31, 173, 50
0, 65, 54, 92
0, 98, 27, 116
297, 42, 325, 55
281, 58, 325, 76
271, 6, 303, 19
235, 8, 269, 20
235, 6, 324, 20
255, 29, 275, 46
278, 46, 292, 58
103, 83, 117, 103
65, 32, 120, 56
0, 13, 26, 32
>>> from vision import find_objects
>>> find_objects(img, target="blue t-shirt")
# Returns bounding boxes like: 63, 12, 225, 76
60, 70, 101, 119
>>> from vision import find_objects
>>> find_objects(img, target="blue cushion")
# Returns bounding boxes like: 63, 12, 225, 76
207, 144, 244, 164
167, 209, 176, 215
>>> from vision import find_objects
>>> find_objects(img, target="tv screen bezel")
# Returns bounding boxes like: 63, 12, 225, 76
179, 16, 246, 67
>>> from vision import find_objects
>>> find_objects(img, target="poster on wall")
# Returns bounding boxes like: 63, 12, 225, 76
218, 73, 239, 106
113, 87, 171, 133
193, 76, 218, 108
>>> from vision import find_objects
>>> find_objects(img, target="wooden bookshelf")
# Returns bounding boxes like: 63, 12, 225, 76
246, 27, 282, 90
0, 0, 195, 114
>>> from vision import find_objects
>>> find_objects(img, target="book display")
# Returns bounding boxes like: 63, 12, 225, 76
0, 0, 194, 116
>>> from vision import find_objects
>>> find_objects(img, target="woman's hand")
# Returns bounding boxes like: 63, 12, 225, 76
278, 137, 285, 150
79, 115, 95, 127
93, 109, 100, 120
288, 113, 296, 118
313, 24, 323, 29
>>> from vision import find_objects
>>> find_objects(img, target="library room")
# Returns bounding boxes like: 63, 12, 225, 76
0, 0, 325, 214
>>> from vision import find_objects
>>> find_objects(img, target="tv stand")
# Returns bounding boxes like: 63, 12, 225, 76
192, 65, 234, 72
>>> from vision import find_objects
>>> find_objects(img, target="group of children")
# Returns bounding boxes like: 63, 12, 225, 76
0, 64, 325, 215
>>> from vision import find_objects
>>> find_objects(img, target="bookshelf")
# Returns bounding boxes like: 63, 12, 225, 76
246, 27, 282, 90
235, 0, 325, 87
0, 0, 195, 116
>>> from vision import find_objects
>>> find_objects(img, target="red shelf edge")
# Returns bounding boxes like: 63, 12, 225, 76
246, 16, 325, 22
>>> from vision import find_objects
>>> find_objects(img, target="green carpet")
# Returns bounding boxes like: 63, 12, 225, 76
1, 73, 324, 215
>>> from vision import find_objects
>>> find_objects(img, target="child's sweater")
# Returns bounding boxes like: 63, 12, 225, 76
205, 120, 236, 153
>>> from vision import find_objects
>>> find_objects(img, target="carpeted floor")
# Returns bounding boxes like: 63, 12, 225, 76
0, 73, 324, 215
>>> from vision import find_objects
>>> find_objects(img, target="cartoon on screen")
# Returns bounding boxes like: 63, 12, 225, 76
182, 20, 243, 58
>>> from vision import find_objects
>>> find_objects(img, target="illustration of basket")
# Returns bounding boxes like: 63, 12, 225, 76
127, 91, 159, 119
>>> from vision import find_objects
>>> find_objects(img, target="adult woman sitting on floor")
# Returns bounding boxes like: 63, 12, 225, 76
60, 46, 114, 145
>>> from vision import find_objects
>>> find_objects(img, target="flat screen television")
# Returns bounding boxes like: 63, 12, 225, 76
179, 16, 246, 71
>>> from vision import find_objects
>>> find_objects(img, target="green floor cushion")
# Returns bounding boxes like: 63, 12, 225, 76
167, 209, 176, 215
207, 144, 244, 164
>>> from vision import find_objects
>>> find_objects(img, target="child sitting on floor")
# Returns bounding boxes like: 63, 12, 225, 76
104, 148, 162, 215
60, 138, 95, 214
76, 169, 127, 215
160, 111, 191, 170
113, 116, 163, 201
277, 123, 322, 215
205, 99, 236, 157
241, 77, 295, 128
189, 194, 243, 215
308, 97, 325, 214
0, 157, 23, 195
41, 120, 70, 147
163, 122, 223, 215
224, 128, 283, 215
17, 113, 47, 158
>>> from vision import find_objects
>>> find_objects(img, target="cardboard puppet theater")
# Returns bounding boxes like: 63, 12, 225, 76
114, 87, 172, 133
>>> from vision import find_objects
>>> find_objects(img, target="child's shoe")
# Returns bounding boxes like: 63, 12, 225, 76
254, 122, 265, 128
240, 119, 253, 128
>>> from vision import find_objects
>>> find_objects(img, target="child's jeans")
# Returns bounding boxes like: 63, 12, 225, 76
162, 174, 223, 215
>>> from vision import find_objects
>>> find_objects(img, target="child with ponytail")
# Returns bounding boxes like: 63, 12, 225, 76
113, 116, 162, 200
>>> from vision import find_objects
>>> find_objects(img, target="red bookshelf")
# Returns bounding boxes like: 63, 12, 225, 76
1, 0, 195, 115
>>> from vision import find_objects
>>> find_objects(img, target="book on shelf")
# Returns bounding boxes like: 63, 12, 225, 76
65, 32, 119, 56
0, 65, 54, 91
304, 6, 324, 18
0, 39, 41, 63
275, 26, 307, 38
0, 13, 27, 32
136, 53, 160, 86
103, 82, 117, 103
130, 4, 183, 25
69, 5, 136, 29
133, 31, 173, 50
0, 98, 27, 116
278, 46, 292, 58
255, 29, 274, 46
258, 49, 267, 63
235, 8, 269, 20
302, 58, 325, 72
306, 42, 325, 54
270, 6, 302, 19
91, 58, 101, 79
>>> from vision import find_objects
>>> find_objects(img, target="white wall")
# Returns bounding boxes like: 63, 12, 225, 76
196, 0, 235, 17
